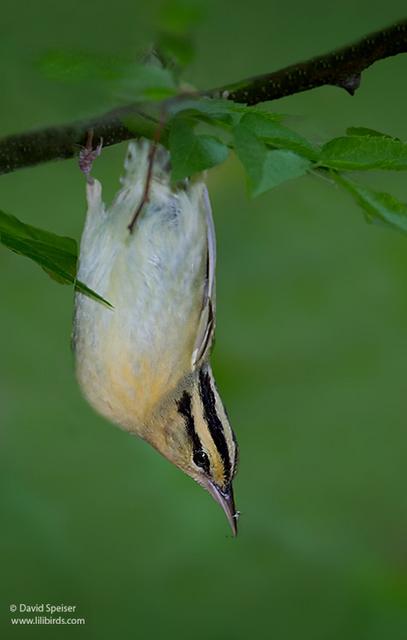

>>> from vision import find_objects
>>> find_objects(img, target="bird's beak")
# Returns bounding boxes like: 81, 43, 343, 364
205, 481, 238, 536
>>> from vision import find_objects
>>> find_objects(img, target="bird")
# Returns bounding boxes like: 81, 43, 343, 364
72, 138, 239, 535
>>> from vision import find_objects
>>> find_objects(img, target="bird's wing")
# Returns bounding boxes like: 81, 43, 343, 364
192, 186, 216, 369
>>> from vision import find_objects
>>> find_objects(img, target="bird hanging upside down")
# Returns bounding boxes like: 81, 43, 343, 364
73, 139, 239, 535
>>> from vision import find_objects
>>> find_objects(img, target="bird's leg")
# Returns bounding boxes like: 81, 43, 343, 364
78, 129, 103, 185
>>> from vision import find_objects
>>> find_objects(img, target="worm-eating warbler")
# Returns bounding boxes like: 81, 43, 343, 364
73, 140, 239, 535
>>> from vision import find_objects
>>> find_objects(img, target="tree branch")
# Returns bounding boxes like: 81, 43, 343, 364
209, 19, 407, 104
0, 106, 159, 176
1, 19, 406, 176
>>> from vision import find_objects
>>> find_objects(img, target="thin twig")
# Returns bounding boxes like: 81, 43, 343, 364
0, 19, 406, 176
127, 109, 167, 233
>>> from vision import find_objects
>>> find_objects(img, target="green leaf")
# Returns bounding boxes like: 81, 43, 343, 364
320, 135, 407, 171
120, 112, 160, 141
346, 126, 398, 140
167, 97, 250, 127
168, 98, 286, 131
234, 123, 312, 196
334, 174, 407, 233
39, 50, 128, 84
238, 112, 318, 160
169, 116, 229, 181
0, 209, 111, 307
156, 32, 195, 69
39, 50, 177, 103
116, 64, 177, 102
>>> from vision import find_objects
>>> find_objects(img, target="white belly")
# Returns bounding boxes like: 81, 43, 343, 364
73, 151, 208, 433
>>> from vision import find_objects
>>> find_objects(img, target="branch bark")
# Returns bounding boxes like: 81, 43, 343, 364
1, 19, 406, 176
0, 107, 158, 176
208, 19, 407, 104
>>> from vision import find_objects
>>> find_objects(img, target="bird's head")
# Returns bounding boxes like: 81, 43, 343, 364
149, 365, 239, 535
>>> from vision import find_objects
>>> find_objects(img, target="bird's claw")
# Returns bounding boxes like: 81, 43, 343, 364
78, 130, 103, 183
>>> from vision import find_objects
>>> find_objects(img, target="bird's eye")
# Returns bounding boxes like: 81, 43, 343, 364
193, 450, 210, 472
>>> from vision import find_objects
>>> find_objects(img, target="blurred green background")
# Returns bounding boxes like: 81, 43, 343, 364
1, 1, 407, 638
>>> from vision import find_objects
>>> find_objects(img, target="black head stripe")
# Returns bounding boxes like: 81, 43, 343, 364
177, 391, 201, 450
177, 391, 210, 474
198, 368, 231, 480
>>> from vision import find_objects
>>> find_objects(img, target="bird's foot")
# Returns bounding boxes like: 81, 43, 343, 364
78, 130, 103, 184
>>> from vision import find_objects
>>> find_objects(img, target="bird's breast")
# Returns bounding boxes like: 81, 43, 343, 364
74, 175, 208, 435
